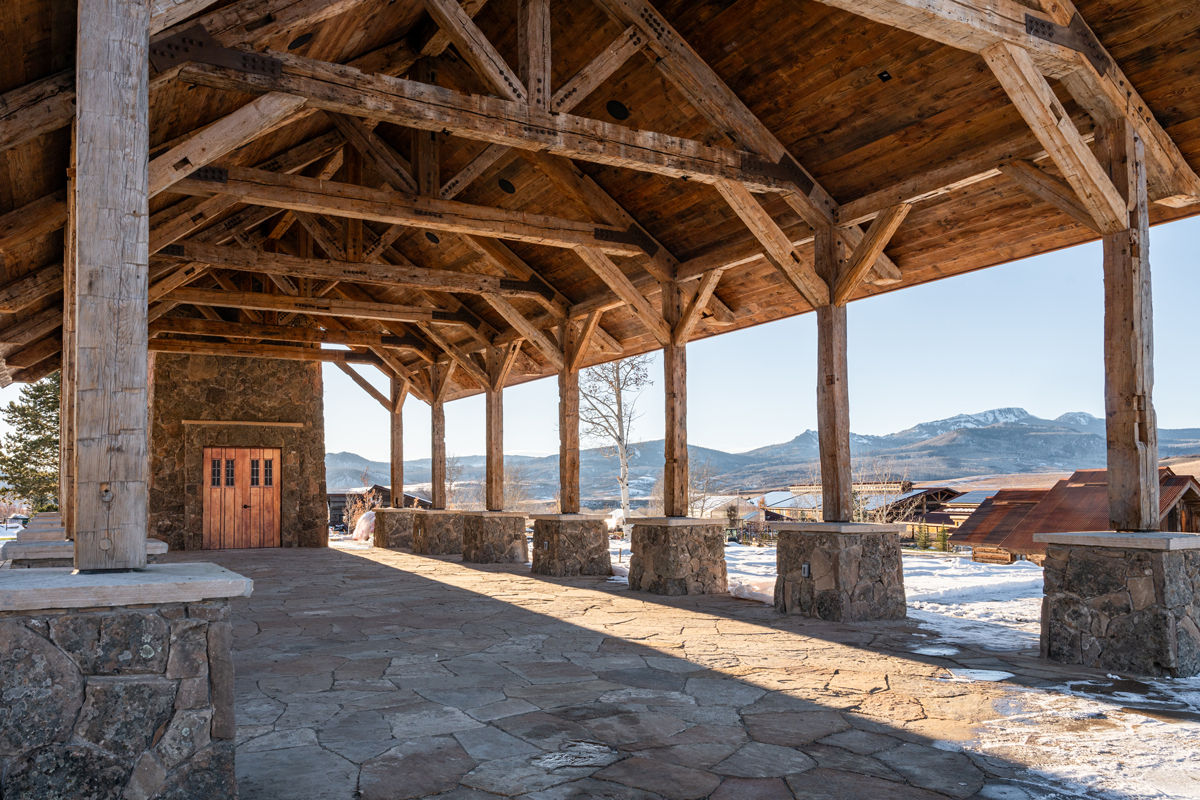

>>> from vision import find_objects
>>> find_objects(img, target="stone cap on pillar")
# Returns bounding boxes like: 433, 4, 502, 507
1033, 531, 1200, 551
529, 514, 603, 521
632, 517, 726, 526
460, 511, 528, 518
421, 509, 468, 515
771, 521, 905, 534
0, 563, 253, 612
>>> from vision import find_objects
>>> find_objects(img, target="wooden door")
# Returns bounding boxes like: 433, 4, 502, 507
202, 447, 281, 549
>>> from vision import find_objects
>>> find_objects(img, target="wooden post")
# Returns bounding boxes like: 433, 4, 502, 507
815, 224, 852, 522
390, 377, 407, 508
430, 362, 452, 509
559, 321, 580, 513
483, 343, 518, 512
1097, 117, 1159, 531
661, 280, 688, 517
413, 60, 440, 197
73, 0, 151, 570
518, 0, 551, 110
60, 123, 77, 540
343, 146, 363, 262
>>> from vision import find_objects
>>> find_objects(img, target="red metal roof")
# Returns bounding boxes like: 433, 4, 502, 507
950, 468, 1200, 555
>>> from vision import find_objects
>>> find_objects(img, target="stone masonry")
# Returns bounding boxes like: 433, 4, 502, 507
0, 599, 238, 799
629, 519, 727, 596
462, 512, 528, 564
373, 509, 417, 549
531, 515, 612, 577
148, 352, 327, 551
775, 523, 907, 623
1038, 532, 1200, 677
413, 511, 465, 555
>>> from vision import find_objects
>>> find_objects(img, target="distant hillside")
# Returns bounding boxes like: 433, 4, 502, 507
327, 408, 1200, 504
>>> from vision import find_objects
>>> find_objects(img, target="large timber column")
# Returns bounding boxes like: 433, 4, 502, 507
73, 0, 151, 570
390, 377, 407, 507
1098, 117, 1159, 531
814, 225, 852, 522
484, 344, 517, 512
60, 127, 77, 540
559, 321, 581, 514
430, 363, 453, 509
661, 280, 688, 517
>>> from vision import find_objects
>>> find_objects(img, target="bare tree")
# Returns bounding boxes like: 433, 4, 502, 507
504, 463, 533, 512
445, 454, 466, 509
579, 355, 652, 535
688, 457, 720, 518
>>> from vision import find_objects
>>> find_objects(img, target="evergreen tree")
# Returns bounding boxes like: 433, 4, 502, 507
0, 373, 60, 510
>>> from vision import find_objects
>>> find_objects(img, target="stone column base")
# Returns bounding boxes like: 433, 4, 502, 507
1035, 532, 1200, 677
629, 518, 727, 596
413, 510, 466, 555
774, 522, 906, 622
530, 515, 612, 577
462, 512, 528, 563
373, 509, 417, 549
2, 539, 168, 568
0, 563, 252, 798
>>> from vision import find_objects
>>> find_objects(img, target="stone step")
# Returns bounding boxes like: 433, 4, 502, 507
17, 527, 67, 542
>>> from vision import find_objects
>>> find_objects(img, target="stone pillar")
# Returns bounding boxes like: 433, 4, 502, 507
413, 509, 466, 555
0, 563, 252, 798
773, 522, 906, 622
372, 508, 417, 549
1036, 532, 1200, 677
531, 514, 612, 577
462, 511, 528, 564
629, 518, 726, 596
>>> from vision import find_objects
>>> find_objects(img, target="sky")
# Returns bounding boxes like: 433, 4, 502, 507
0, 216, 1195, 462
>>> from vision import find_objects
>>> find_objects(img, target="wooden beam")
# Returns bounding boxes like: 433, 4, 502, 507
336, 362, 392, 411
998, 159, 1099, 232
148, 262, 208, 303
551, 25, 644, 113
0, 263, 65, 313
483, 293, 565, 371
178, 56, 800, 193
160, 240, 556, 300
661, 280, 688, 517
832, 203, 910, 306
413, 60, 442, 196
9, 353, 62, 385
424, 0, 528, 103
570, 310, 602, 373
0, 69, 76, 153
810, 0, 1200, 206
574, 246, 672, 346
814, 225, 852, 522
149, 93, 306, 197
418, 323, 491, 387
559, 319, 582, 513
5, 334, 63, 370
1098, 116, 1158, 531
73, 0, 150, 571
0, 191, 68, 254
390, 375, 408, 506
518, 0, 551, 109
149, 338, 383, 364
714, 180, 829, 309
149, 316, 431, 350
330, 114, 417, 194
166, 287, 473, 325
983, 42, 1127, 235
674, 269, 723, 345
150, 0, 225, 34
0, 307, 63, 348
172, 166, 650, 257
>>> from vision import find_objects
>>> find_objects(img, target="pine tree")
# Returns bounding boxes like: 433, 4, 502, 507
0, 373, 60, 510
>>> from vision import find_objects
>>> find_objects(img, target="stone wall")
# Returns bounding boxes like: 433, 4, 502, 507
1042, 544, 1200, 677
374, 509, 416, 549
774, 525, 906, 623
0, 599, 237, 799
148, 353, 327, 550
531, 516, 612, 577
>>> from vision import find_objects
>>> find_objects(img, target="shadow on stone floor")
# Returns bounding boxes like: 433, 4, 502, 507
158, 547, 1132, 800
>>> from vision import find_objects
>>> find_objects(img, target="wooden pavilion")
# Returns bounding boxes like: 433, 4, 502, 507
1, 0, 1197, 568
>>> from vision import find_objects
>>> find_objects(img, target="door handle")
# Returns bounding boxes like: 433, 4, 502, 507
242, 504, 250, 509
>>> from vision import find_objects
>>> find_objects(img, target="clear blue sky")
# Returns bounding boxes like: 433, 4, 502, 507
2, 216, 1195, 461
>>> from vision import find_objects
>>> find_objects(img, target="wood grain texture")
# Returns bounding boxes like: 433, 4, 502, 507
998, 159, 1099, 232
661, 280, 687, 517
815, 226, 852, 523
833, 203, 910, 306
430, 361, 454, 509
0, 191, 67, 254
391, 375, 407, 507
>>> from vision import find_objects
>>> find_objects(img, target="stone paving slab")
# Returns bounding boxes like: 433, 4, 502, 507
157, 547, 1119, 799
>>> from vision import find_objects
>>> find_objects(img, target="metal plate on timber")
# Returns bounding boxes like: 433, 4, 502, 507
160, 244, 186, 257
499, 276, 557, 301
742, 154, 815, 196
593, 225, 660, 257
1025, 13, 1111, 76
150, 25, 283, 78
192, 165, 229, 184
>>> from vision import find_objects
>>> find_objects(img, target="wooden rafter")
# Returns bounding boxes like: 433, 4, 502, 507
165, 286, 474, 325
998, 160, 1099, 232
149, 317, 430, 350
0, 191, 67, 254
149, 338, 384, 364
832, 203, 911, 306
336, 362, 393, 411
574, 246, 672, 347
674, 269, 723, 346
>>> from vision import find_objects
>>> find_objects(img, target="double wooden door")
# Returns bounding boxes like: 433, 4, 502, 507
203, 447, 281, 549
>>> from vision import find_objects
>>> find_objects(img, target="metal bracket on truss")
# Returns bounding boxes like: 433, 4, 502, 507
150, 25, 282, 77
498, 276, 557, 302
1026, 13, 1111, 77
593, 225, 660, 257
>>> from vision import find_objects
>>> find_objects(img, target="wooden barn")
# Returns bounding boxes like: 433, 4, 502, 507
3, 0, 1200, 791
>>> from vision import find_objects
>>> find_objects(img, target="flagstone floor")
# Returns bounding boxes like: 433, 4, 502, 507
160, 546, 1110, 800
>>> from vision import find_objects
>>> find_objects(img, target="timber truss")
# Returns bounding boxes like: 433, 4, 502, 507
0, 0, 1195, 408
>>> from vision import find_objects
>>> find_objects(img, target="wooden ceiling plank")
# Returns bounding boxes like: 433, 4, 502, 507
999, 159, 1099, 232
832, 203, 911, 306
0, 191, 68, 255
983, 42, 1126, 234
714, 180, 829, 309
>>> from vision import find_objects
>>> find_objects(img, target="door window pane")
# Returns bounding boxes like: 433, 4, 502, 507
225, 459, 235, 487
250, 460, 260, 487
211, 459, 220, 487
264, 459, 273, 487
